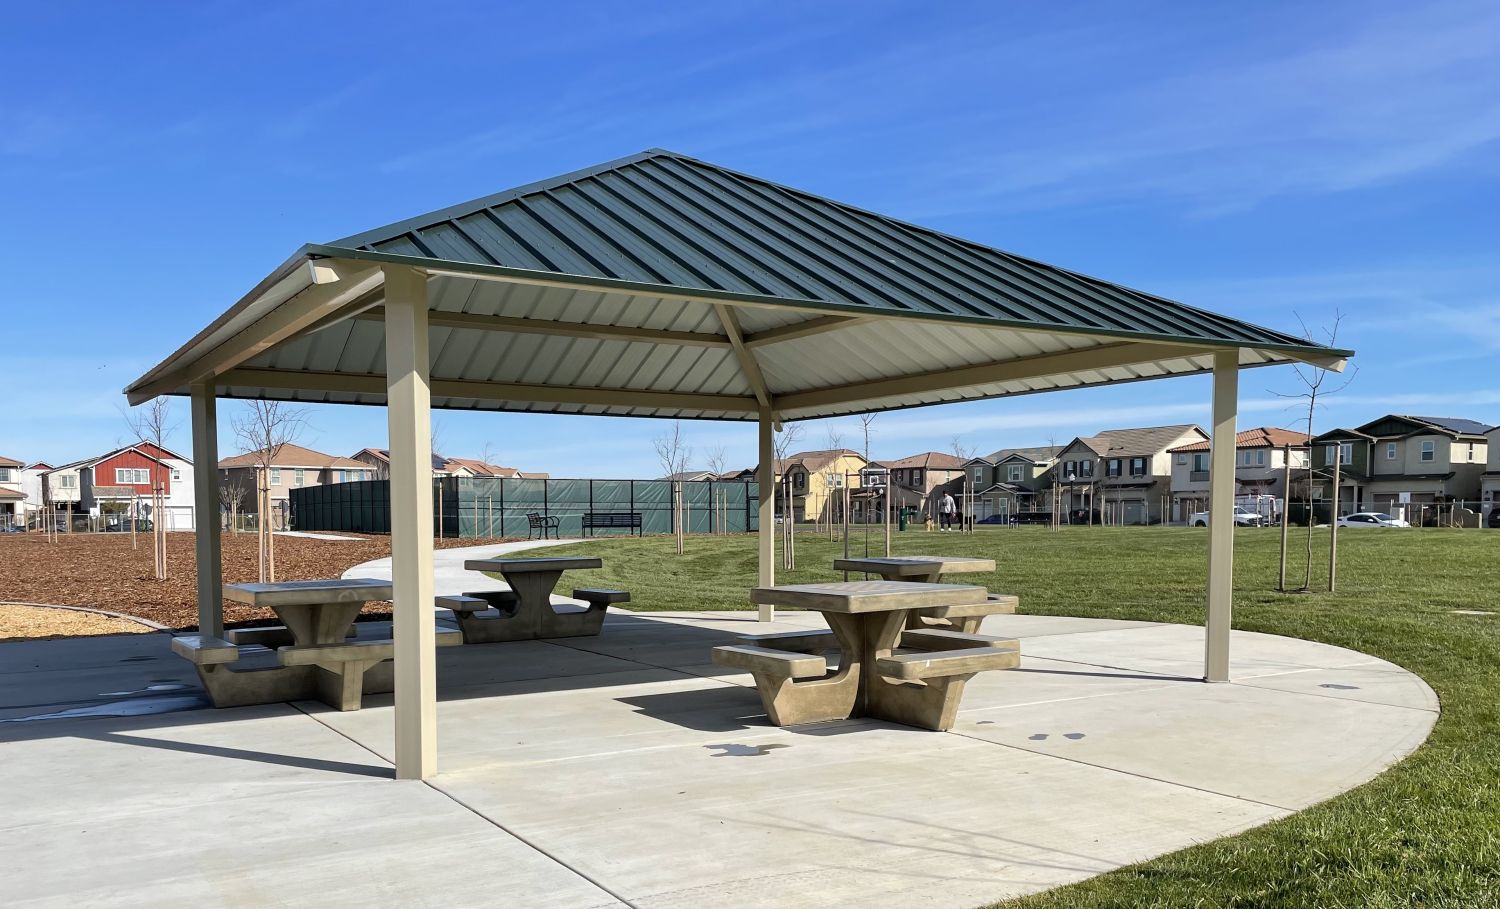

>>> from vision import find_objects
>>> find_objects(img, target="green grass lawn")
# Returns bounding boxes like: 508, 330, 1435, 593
533, 525, 1500, 908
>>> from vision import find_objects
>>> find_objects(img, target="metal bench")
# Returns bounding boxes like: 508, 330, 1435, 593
581, 512, 643, 536
526, 512, 560, 540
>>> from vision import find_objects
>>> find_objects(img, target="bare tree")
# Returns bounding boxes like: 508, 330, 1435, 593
950, 435, 977, 532
653, 422, 692, 553
858, 414, 877, 461
705, 444, 727, 478
126, 397, 176, 580
1273, 313, 1357, 592
232, 400, 308, 582
219, 483, 247, 535
772, 421, 805, 569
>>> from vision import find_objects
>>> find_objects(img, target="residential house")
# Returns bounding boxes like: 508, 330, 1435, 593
867, 452, 970, 523
221, 443, 371, 509
766, 449, 867, 523
1483, 426, 1500, 524
41, 444, 196, 529
1169, 427, 1311, 521
661, 470, 719, 482
20, 461, 52, 523
1311, 415, 1490, 517
351, 448, 546, 480
0, 455, 24, 526
965, 445, 1063, 522
1044, 425, 1207, 525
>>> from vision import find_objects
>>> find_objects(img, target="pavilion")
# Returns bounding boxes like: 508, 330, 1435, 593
125, 149, 1351, 780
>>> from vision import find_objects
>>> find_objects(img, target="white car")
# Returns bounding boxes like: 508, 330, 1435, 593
1188, 505, 1264, 527
1337, 512, 1410, 528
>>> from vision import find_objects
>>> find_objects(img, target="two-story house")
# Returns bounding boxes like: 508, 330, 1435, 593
0, 455, 25, 527
221, 443, 371, 509
965, 446, 1062, 521
1484, 426, 1500, 524
42, 444, 196, 529
1043, 425, 1208, 525
20, 461, 52, 525
1311, 415, 1490, 516
765, 449, 866, 524
352, 448, 548, 480
878, 452, 969, 521
1168, 427, 1310, 522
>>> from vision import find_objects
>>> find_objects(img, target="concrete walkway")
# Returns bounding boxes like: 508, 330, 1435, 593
0, 611, 1436, 908
342, 537, 591, 596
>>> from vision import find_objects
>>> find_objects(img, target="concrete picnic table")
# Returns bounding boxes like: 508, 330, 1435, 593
715, 580, 1020, 730
174, 577, 460, 712
830, 556, 1014, 632
454, 556, 617, 642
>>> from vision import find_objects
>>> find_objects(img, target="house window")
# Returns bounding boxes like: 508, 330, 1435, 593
59, 474, 77, 489
1256, 450, 1266, 467
115, 468, 150, 485
295, 468, 306, 486
0, 468, 10, 482
1063, 460, 1077, 479
1386, 442, 1397, 460
1175, 454, 1187, 465
913, 469, 923, 486
1106, 459, 1121, 478
1420, 440, 1435, 462
1129, 457, 1147, 476
1081, 459, 1093, 478
270, 467, 282, 485
1007, 464, 1023, 482
172, 469, 182, 481
972, 467, 984, 484
1193, 453, 1210, 473
1467, 442, 1476, 462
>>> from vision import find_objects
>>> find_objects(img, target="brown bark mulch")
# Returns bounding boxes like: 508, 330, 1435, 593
0, 532, 516, 634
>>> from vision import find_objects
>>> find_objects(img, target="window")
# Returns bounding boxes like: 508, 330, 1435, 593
1007, 464, 1023, 482
1193, 453, 1210, 473
1106, 459, 1121, 478
1338, 442, 1352, 465
0, 468, 10, 482
1467, 442, 1476, 462
1063, 460, 1077, 478
172, 468, 182, 481
59, 474, 76, 489
270, 467, 282, 485
1081, 459, 1094, 478
972, 467, 984, 484
1175, 454, 1187, 465
1130, 457, 1147, 476
1420, 440, 1435, 462
1386, 442, 1397, 461
115, 468, 150, 484
1255, 450, 1266, 467
913, 469, 923, 486
295, 468, 306, 486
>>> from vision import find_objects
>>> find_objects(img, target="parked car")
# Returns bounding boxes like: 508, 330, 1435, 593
1489, 508, 1500, 529
0, 523, 25, 534
1336, 512, 1410, 528
1188, 505, 1264, 527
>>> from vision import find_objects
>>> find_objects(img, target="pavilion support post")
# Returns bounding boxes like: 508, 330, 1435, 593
384, 264, 437, 780
1204, 349, 1239, 683
189, 382, 223, 639
757, 407, 775, 622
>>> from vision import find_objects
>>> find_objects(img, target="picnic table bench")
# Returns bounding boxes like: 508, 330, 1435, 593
714, 581, 1020, 731
831, 556, 1017, 632
452, 556, 628, 642
173, 578, 460, 711
581, 511, 643, 536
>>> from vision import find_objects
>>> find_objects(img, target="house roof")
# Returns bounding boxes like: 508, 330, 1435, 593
0, 488, 24, 500
43, 444, 184, 474
126, 149, 1350, 423
881, 452, 970, 470
442, 457, 537, 478
978, 444, 1064, 465
25, 461, 53, 470
1355, 415, 1493, 439
220, 443, 366, 470
775, 449, 866, 474
662, 470, 717, 481
0, 455, 24, 468
354, 448, 452, 471
1073, 424, 1206, 457
1170, 427, 1311, 453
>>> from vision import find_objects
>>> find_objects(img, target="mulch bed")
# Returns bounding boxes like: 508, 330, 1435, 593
0, 532, 515, 633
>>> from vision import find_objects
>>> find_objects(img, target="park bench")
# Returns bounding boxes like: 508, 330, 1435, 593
581, 512, 643, 536
911, 593, 1019, 633
277, 630, 462, 710
527, 512, 561, 540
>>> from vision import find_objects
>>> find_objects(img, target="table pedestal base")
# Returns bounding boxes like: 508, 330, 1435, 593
190, 661, 395, 711
455, 574, 610, 643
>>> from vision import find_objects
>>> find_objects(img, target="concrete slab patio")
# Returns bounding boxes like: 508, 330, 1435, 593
0, 610, 1435, 909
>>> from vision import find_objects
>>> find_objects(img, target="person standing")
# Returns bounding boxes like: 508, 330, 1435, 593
939, 491, 956, 531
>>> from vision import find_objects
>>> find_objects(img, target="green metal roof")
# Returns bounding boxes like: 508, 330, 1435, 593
126, 149, 1352, 422
329, 148, 1340, 356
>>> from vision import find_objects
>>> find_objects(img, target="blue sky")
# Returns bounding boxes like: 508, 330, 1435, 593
4, 1, 1497, 476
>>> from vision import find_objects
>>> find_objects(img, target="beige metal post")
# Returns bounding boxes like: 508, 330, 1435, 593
757, 407, 774, 621
189, 382, 223, 638
1204, 349, 1239, 682
383, 265, 437, 780
1329, 456, 1340, 592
